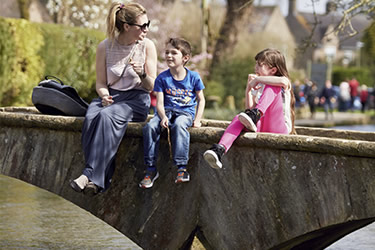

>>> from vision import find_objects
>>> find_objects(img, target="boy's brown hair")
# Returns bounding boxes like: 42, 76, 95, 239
167, 38, 191, 65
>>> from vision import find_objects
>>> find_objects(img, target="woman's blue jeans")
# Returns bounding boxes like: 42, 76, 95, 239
143, 109, 193, 167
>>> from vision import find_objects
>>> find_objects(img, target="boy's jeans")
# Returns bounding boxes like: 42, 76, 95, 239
143, 109, 193, 167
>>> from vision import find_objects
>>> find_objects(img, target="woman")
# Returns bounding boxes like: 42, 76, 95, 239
70, 2, 157, 194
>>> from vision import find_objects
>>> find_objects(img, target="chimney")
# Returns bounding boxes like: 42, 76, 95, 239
288, 0, 297, 16
326, 1, 337, 14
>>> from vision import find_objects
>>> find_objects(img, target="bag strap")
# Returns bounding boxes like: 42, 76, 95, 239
108, 41, 139, 86
45, 75, 64, 85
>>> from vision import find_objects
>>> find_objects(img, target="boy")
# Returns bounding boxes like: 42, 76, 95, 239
140, 38, 205, 188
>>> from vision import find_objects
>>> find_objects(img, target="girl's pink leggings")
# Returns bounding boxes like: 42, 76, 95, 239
218, 85, 287, 153
218, 115, 244, 153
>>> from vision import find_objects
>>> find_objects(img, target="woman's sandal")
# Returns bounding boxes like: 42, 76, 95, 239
69, 179, 83, 192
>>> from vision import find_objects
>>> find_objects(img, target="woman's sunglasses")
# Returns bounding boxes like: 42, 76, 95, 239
126, 20, 150, 30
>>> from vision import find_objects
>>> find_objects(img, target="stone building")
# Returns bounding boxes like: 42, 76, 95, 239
244, 5, 297, 70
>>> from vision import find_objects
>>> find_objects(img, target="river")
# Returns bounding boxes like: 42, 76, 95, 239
324, 124, 375, 249
332, 124, 375, 132
0, 174, 140, 249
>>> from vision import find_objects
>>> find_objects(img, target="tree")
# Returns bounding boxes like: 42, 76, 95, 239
45, 0, 112, 29
332, 0, 374, 36
209, 0, 253, 75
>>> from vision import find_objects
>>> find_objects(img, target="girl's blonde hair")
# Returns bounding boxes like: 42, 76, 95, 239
106, 2, 147, 41
255, 48, 296, 134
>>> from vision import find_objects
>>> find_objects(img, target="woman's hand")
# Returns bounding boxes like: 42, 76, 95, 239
102, 95, 114, 106
130, 62, 145, 78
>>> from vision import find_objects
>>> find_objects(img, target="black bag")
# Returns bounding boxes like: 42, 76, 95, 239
32, 75, 89, 116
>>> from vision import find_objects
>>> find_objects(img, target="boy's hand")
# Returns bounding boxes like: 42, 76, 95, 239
192, 120, 201, 128
160, 116, 169, 128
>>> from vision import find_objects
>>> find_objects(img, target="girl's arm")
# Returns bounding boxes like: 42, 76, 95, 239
140, 38, 158, 91
193, 90, 205, 128
156, 91, 168, 128
245, 90, 257, 110
248, 76, 291, 90
245, 74, 257, 109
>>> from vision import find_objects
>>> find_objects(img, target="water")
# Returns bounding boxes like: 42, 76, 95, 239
332, 124, 375, 132
326, 123, 375, 249
325, 223, 375, 249
0, 174, 141, 249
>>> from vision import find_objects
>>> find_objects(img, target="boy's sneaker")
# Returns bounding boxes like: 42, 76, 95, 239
175, 170, 190, 183
139, 170, 159, 189
238, 108, 262, 132
203, 143, 225, 169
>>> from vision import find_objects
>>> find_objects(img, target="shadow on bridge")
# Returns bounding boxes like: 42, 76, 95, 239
1, 107, 375, 249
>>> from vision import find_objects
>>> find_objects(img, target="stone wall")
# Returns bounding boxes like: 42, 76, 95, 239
1, 107, 375, 249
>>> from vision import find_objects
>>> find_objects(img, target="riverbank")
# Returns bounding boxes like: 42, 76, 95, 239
295, 111, 372, 127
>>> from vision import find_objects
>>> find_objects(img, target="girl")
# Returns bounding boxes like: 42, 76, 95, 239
203, 48, 295, 169
70, 1, 157, 194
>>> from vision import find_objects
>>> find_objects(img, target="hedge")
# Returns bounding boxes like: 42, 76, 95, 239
0, 17, 105, 106
332, 66, 374, 87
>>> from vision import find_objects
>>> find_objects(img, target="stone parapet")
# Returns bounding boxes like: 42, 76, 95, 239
1, 107, 375, 249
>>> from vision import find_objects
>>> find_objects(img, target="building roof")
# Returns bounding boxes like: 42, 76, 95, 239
247, 6, 277, 33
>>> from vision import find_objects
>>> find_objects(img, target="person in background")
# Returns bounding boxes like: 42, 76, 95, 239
349, 77, 360, 111
305, 81, 319, 119
139, 38, 205, 188
319, 80, 336, 120
338, 80, 351, 112
360, 84, 369, 113
149, 91, 157, 114
203, 48, 295, 170
293, 79, 302, 108
70, 1, 157, 194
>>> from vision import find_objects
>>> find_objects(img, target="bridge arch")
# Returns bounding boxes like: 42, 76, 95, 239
1, 107, 375, 249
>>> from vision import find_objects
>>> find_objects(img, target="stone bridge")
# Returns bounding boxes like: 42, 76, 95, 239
1, 107, 375, 250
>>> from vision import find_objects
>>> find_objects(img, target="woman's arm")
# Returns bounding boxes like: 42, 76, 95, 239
96, 41, 109, 97
140, 38, 157, 91
193, 90, 205, 128
95, 41, 114, 106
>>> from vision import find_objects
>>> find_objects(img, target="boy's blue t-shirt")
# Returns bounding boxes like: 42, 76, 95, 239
154, 68, 205, 119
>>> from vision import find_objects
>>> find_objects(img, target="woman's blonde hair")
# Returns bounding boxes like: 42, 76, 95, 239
106, 2, 147, 41
255, 48, 296, 134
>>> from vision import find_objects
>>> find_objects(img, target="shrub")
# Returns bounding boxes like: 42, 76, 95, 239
0, 17, 105, 106
38, 23, 105, 102
0, 17, 44, 106
332, 66, 374, 87
210, 56, 255, 109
